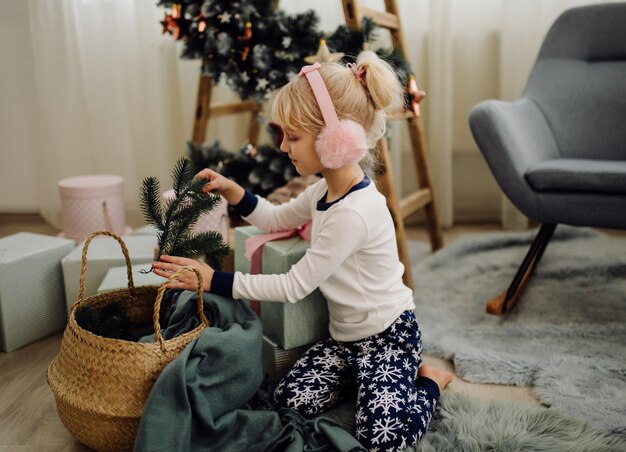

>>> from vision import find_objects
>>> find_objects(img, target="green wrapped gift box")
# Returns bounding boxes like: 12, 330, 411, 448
234, 226, 328, 350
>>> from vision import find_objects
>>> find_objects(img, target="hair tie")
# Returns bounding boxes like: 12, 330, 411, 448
346, 62, 366, 84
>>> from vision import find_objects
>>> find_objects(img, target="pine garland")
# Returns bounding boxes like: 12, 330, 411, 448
158, 0, 321, 101
157, 2, 417, 104
140, 157, 230, 269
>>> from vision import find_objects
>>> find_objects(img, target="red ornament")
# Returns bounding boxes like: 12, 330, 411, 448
238, 21, 253, 61
198, 14, 207, 33
160, 4, 184, 41
407, 74, 426, 117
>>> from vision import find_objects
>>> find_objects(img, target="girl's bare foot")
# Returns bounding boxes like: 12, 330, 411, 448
419, 364, 453, 392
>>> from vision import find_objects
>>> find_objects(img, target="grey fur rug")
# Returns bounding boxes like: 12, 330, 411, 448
416, 393, 626, 452
325, 392, 626, 451
409, 226, 626, 437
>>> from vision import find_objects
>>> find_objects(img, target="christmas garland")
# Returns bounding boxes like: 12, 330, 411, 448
157, 0, 421, 108
158, 0, 321, 101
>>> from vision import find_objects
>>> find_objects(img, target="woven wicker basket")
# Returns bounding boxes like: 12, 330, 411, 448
47, 231, 209, 451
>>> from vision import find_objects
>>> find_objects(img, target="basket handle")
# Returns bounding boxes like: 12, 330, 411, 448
153, 266, 209, 352
75, 230, 135, 308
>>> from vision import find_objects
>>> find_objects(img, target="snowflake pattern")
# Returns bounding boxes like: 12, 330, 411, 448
368, 385, 404, 415
418, 394, 432, 409
355, 406, 368, 424
273, 311, 438, 452
355, 425, 368, 439
286, 385, 325, 411
357, 340, 377, 355
371, 417, 403, 444
358, 368, 372, 380
357, 354, 374, 369
372, 364, 403, 383
312, 353, 346, 369
299, 368, 341, 386
376, 346, 404, 363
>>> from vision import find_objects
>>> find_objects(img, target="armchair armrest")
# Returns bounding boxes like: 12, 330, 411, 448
469, 98, 560, 177
469, 98, 561, 219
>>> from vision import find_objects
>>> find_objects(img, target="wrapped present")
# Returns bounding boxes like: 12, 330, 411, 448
61, 235, 157, 315
58, 175, 131, 242
235, 225, 329, 350
162, 188, 229, 242
129, 224, 159, 237
262, 335, 311, 381
97, 263, 164, 293
0, 233, 75, 352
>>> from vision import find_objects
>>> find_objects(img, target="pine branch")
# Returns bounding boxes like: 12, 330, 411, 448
172, 231, 230, 271
166, 180, 212, 252
171, 157, 196, 197
141, 156, 229, 270
139, 177, 164, 230
159, 160, 201, 255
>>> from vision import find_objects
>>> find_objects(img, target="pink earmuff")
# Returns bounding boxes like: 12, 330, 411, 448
298, 62, 368, 169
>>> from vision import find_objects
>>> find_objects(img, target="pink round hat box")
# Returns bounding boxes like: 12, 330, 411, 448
58, 175, 130, 242
162, 189, 229, 241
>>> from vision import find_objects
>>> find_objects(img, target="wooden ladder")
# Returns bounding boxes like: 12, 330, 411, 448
342, 0, 443, 288
191, 65, 263, 147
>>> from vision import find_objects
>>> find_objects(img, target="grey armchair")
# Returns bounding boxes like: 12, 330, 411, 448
469, 3, 626, 315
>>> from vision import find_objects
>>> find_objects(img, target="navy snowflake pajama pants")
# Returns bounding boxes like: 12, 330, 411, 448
273, 310, 440, 451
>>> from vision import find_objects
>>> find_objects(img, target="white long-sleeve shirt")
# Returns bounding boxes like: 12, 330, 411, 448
215, 176, 415, 342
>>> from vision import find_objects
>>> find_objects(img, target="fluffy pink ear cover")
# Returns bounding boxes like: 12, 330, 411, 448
315, 119, 368, 169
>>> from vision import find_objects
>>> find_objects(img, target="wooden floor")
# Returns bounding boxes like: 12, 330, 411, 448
0, 213, 542, 451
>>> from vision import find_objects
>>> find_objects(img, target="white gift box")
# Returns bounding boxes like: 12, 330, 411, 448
97, 264, 164, 293
58, 174, 131, 242
61, 235, 158, 315
0, 233, 75, 352
129, 224, 159, 237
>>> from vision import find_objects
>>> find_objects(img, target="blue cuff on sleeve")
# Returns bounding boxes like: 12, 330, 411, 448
416, 376, 441, 400
232, 190, 258, 217
210, 271, 234, 298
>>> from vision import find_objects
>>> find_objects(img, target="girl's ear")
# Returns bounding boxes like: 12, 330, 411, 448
315, 119, 368, 169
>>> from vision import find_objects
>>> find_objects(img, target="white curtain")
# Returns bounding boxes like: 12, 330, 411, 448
28, 0, 243, 228
27, 0, 620, 229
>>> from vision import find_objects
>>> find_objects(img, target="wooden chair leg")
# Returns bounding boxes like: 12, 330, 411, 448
486, 223, 557, 315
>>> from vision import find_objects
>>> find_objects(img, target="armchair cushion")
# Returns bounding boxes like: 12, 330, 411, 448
526, 159, 626, 195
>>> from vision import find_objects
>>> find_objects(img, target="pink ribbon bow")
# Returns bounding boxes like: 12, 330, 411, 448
244, 222, 312, 315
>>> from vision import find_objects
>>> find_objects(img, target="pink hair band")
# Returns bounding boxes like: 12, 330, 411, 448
346, 62, 366, 84
298, 62, 340, 128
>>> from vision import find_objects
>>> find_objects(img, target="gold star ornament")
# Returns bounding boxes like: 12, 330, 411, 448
304, 39, 344, 64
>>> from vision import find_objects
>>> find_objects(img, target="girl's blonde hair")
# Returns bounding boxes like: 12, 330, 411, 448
271, 50, 405, 167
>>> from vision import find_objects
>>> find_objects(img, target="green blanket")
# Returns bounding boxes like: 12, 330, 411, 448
134, 291, 365, 452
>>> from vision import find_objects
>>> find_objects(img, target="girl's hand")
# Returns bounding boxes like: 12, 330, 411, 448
152, 255, 214, 292
195, 168, 244, 205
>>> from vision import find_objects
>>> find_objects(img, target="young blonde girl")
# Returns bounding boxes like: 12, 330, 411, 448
152, 50, 452, 451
